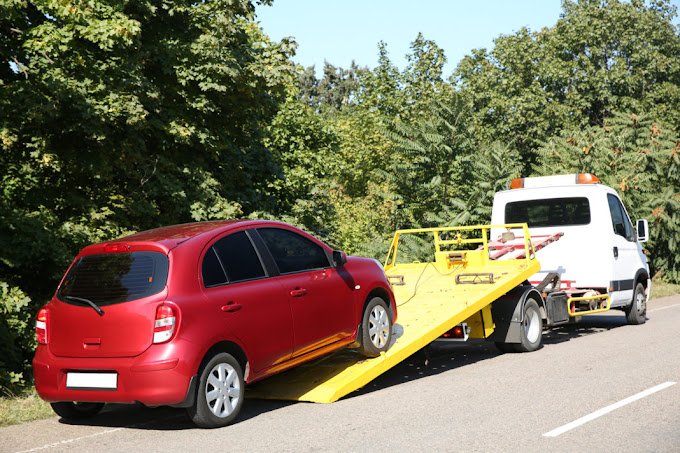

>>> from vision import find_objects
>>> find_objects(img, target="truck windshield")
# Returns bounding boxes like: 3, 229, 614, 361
57, 252, 169, 306
505, 197, 591, 228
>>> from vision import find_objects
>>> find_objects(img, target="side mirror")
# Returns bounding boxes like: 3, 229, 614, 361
332, 250, 348, 267
636, 219, 649, 243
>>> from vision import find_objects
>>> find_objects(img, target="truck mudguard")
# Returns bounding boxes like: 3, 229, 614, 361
489, 284, 544, 344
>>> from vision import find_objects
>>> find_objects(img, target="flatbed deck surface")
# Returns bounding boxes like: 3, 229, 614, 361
246, 253, 540, 403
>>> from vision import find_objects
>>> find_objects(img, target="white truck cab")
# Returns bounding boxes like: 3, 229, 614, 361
490, 174, 650, 324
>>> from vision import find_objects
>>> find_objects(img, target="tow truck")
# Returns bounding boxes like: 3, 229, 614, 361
248, 174, 650, 403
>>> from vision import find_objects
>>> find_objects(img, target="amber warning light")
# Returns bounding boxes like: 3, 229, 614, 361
511, 173, 600, 189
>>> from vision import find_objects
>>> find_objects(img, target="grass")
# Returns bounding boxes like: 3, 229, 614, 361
1, 278, 677, 428
0, 388, 54, 427
650, 278, 680, 300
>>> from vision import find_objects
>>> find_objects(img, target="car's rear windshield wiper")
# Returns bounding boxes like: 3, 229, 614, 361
65, 296, 105, 316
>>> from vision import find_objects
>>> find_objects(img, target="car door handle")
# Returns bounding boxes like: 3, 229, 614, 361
613, 246, 619, 258
221, 302, 242, 312
290, 288, 307, 297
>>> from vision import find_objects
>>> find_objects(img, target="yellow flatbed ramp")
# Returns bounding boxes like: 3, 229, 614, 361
247, 225, 540, 404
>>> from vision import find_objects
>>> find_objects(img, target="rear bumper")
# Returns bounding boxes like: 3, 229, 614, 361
33, 339, 199, 406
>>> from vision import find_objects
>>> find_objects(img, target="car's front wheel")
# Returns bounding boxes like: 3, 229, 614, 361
188, 352, 244, 428
357, 297, 393, 357
50, 402, 104, 420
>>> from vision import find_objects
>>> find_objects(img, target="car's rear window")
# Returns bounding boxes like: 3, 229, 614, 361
505, 197, 591, 228
57, 252, 169, 306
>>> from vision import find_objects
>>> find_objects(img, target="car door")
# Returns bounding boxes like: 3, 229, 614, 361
200, 229, 294, 373
256, 227, 356, 357
606, 194, 638, 306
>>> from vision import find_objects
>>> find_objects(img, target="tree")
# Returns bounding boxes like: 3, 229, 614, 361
298, 61, 364, 111
454, 0, 680, 166
536, 112, 680, 282
0, 0, 296, 390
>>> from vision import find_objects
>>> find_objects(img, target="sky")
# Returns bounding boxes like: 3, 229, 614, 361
256, 0, 680, 79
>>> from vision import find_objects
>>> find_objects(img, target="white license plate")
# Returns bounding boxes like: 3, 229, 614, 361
66, 372, 118, 390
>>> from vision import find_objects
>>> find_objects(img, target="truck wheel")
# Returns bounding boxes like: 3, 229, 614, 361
357, 297, 393, 358
516, 299, 543, 352
625, 283, 647, 325
50, 402, 104, 419
188, 352, 244, 428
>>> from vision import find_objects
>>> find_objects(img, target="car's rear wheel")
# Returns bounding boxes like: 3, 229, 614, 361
358, 297, 393, 357
188, 352, 244, 429
50, 402, 104, 420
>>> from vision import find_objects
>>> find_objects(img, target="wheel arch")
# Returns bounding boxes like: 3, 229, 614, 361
634, 268, 650, 289
200, 341, 249, 381
489, 284, 545, 344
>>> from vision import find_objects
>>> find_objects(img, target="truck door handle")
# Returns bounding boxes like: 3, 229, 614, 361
613, 246, 618, 258
221, 302, 242, 312
290, 288, 307, 297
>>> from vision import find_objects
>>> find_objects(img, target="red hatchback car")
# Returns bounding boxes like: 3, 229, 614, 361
33, 220, 396, 428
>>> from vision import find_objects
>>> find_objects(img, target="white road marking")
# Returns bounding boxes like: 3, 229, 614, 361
14, 413, 186, 453
15, 428, 125, 453
543, 381, 677, 437
649, 303, 680, 313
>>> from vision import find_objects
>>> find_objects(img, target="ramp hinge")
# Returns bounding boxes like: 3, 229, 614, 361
455, 273, 495, 284
388, 275, 405, 286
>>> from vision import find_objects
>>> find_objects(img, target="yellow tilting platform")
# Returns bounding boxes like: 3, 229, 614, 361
247, 224, 540, 403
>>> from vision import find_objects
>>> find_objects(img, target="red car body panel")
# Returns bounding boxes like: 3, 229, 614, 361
33, 220, 396, 407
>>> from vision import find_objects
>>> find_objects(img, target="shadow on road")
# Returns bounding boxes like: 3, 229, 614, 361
58, 312, 634, 430
57, 397, 295, 431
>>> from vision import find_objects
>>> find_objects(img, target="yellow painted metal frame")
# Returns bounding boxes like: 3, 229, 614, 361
567, 294, 611, 316
246, 224, 540, 404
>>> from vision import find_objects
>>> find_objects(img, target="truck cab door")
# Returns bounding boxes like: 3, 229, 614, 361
606, 194, 641, 306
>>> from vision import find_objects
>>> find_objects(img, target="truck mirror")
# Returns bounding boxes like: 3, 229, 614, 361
636, 219, 649, 243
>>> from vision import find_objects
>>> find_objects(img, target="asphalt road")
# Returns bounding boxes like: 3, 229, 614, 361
3, 295, 679, 453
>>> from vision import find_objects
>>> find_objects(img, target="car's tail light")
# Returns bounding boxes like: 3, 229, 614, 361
153, 304, 177, 344
36, 308, 49, 344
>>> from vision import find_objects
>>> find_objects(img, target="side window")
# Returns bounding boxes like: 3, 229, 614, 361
202, 248, 227, 287
202, 231, 266, 287
607, 194, 635, 242
258, 228, 330, 274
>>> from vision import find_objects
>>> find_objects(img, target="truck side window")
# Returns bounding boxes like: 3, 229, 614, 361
606, 194, 635, 242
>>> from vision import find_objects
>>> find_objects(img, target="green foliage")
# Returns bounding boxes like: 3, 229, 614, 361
0, 0, 296, 393
299, 62, 364, 111
0, 282, 32, 391
454, 0, 680, 166
536, 112, 680, 281
381, 95, 476, 229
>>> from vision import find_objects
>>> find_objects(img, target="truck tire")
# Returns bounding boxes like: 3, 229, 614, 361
625, 283, 647, 325
515, 299, 543, 352
357, 297, 393, 357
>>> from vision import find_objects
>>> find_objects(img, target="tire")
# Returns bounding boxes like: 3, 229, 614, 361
50, 402, 104, 420
515, 298, 543, 353
625, 283, 647, 325
188, 352, 244, 429
357, 297, 393, 358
